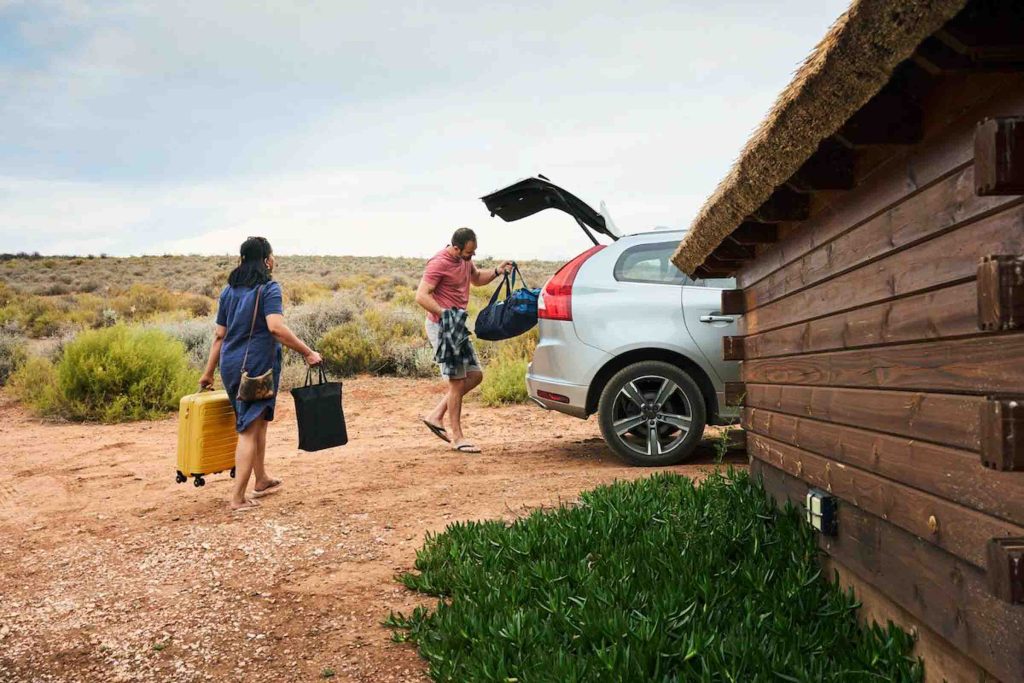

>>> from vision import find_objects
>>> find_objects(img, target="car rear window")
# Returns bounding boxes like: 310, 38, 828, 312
614, 243, 692, 285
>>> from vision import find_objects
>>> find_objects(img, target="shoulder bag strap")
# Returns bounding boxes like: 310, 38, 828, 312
486, 272, 511, 307
241, 284, 265, 373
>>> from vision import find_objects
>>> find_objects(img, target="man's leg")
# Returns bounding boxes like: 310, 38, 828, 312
425, 390, 448, 427
428, 369, 480, 425
463, 369, 483, 395
447, 377, 468, 443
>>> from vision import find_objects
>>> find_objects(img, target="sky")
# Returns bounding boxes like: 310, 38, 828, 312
0, 0, 849, 260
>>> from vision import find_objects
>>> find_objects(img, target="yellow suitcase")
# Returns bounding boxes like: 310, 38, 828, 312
175, 389, 238, 487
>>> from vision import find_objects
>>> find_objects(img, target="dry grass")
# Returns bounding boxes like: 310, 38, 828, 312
1, 254, 560, 405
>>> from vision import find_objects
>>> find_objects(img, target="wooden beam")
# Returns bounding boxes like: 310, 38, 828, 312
977, 254, 1024, 330
727, 222, 778, 246
787, 138, 856, 192
720, 289, 746, 315
692, 263, 733, 279
987, 538, 1024, 604
724, 382, 745, 407
741, 201, 1024, 335
975, 117, 1024, 195
943, 1, 1024, 72
743, 383, 985, 453
741, 281, 980, 361
700, 255, 740, 274
750, 187, 810, 223
749, 432, 1024, 569
722, 336, 745, 361
837, 91, 924, 146
742, 164, 1013, 316
745, 405, 1024, 526
981, 396, 1024, 472
742, 334, 1024, 395
709, 241, 756, 261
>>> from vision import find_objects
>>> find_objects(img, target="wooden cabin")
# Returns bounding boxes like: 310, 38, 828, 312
671, 0, 1024, 680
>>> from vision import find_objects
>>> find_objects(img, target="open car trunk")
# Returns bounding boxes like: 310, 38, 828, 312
481, 176, 622, 244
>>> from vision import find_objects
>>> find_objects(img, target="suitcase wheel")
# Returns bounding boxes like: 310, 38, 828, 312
230, 467, 236, 479
193, 476, 206, 488
175, 471, 187, 484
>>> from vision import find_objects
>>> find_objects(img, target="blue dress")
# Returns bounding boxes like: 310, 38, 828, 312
216, 281, 284, 433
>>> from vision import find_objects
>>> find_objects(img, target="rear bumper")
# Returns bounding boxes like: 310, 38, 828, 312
525, 370, 589, 419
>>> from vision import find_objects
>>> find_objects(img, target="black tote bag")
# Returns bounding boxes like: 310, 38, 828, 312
290, 365, 348, 452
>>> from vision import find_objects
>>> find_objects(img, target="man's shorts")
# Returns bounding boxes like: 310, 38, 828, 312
426, 320, 483, 380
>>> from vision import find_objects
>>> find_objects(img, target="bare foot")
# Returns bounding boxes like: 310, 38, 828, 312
252, 479, 283, 498
229, 498, 260, 511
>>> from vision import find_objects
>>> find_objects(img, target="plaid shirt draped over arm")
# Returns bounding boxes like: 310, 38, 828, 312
433, 308, 478, 377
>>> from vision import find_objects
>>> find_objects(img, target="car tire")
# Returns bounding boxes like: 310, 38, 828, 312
597, 360, 706, 466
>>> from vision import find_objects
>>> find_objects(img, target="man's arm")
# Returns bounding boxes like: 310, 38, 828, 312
416, 278, 446, 318
470, 260, 515, 287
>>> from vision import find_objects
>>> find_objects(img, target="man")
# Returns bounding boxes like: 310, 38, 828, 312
417, 227, 513, 454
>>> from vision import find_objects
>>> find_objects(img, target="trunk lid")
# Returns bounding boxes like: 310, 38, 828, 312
481, 176, 622, 244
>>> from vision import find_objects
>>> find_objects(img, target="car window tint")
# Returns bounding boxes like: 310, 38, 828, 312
614, 243, 692, 285
690, 276, 737, 289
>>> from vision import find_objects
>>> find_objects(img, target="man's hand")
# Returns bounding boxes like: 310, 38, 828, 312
198, 373, 215, 390
495, 261, 514, 276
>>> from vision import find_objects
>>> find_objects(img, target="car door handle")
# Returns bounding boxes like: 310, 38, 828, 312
699, 315, 735, 323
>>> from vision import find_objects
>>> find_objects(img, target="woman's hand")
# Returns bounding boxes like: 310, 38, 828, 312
305, 350, 323, 366
198, 372, 215, 390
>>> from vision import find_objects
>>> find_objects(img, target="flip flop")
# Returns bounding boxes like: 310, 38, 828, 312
231, 502, 259, 513
422, 419, 451, 443
252, 480, 283, 498
452, 442, 481, 454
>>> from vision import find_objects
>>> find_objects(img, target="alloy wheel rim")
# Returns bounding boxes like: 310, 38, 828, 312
611, 375, 692, 457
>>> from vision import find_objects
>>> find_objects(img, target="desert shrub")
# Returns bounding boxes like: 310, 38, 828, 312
0, 281, 14, 307
35, 282, 71, 296
390, 471, 922, 682
319, 306, 431, 377
0, 333, 28, 385
286, 281, 333, 306
49, 326, 197, 422
111, 284, 178, 319
319, 321, 379, 376
0, 296, 64, 337
479, 354, 528, 406
151, 319, 214, 369
286, 295, 358, 348
183, 294, 213, 317
8, 356, 61, 415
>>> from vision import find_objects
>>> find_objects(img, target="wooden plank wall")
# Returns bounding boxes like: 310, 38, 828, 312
733, 76, 1024, 682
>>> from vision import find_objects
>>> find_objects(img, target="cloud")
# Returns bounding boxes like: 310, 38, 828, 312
0, 0, 850, 258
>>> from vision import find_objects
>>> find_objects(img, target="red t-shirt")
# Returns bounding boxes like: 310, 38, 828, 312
422, 248, 474, 323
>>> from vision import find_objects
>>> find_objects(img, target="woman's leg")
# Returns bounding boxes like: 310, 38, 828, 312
230, 419, 262, 509
253, 417, 275, 491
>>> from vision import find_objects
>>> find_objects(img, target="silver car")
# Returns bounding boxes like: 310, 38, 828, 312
483, 177, 740, 466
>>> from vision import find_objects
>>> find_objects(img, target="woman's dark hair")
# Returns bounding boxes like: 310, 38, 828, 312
228, 236, 273, 287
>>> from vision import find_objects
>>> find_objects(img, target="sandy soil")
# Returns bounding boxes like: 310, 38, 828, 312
0, 378, 745, 683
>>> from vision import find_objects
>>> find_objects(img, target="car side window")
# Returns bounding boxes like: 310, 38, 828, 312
614, 243, 693, 285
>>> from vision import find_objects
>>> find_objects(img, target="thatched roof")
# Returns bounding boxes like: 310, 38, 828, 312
671, 0, 969, 275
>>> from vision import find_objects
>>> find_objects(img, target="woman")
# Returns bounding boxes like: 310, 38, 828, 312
199, 237, 322, 512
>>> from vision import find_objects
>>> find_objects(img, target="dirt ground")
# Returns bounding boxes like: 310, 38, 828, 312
0, 378, 745, 683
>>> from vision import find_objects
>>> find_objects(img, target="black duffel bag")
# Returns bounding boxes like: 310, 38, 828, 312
290, 364, 348, 452
474, 265, 541, 341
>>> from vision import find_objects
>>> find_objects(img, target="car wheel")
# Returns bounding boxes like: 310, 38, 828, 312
597, 360, 706, 466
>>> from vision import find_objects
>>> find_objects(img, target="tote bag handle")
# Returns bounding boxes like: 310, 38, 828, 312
304, 363, 329, 387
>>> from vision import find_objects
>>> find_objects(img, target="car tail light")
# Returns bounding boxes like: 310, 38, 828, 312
537, 390, 570, 404
538, 245, 605, 321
